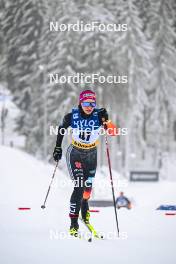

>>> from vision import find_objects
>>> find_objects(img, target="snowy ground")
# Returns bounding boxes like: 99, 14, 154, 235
0, 146, 176, 264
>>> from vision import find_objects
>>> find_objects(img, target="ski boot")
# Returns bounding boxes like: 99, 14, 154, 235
69, 218, 79, 237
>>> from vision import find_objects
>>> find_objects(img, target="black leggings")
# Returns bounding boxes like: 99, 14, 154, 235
66, 144, 97, 219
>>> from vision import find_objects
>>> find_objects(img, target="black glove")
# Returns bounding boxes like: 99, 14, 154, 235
53, 146, 62, 161
99, 108, 108, 123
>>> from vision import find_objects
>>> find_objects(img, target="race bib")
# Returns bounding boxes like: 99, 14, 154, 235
71, 108, 101, 145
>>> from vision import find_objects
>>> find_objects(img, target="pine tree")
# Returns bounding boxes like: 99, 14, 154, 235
2, 0, 43, 149
147, 0, 176, 155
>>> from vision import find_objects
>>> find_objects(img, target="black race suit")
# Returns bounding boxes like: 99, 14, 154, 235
55, 105, 108, 220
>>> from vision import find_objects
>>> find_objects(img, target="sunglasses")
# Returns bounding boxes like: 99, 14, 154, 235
81, 102, 96, 107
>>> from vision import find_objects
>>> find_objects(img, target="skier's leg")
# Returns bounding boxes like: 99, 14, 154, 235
66, 145, 84, 231
81, 148, 97, 222
81, 198, 89, 220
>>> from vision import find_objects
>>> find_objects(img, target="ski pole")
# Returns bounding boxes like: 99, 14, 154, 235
41, 161, 59, 209
103, 120, 120, 236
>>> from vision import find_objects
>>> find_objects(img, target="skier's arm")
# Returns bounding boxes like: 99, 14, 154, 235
124, 197, 130, 204
116, 197, 119, 204
53, 113, 71, 161
56, 113, 71, 147
55, 113, 72, 147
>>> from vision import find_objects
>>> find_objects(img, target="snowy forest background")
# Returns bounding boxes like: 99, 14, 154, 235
0, 0, 176, 178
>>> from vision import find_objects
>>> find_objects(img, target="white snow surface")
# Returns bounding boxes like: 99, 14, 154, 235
0, 146, 176, 264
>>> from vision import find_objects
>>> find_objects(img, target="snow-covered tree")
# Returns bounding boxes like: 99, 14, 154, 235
146, 0, 176, 156
2, 0, 43, 148
0, 0, 175, 171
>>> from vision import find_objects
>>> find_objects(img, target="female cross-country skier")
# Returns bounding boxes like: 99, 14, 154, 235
53, 90, 117, 236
